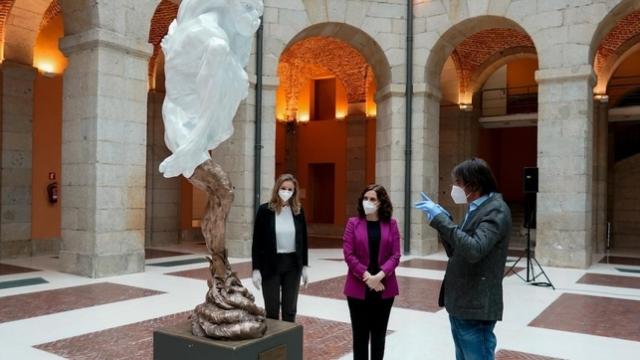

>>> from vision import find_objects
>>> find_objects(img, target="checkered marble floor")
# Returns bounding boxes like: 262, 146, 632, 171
0, 246, 639, 359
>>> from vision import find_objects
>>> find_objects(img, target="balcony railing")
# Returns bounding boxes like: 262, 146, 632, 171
482, 85, 538, 117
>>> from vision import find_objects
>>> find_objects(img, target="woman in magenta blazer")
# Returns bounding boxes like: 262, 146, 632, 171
343, 184, 401, 360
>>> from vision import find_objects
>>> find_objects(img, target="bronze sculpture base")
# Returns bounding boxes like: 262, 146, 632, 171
187, 160, 266, 340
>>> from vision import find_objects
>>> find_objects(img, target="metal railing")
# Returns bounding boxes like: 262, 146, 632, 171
482, 85, 538, 116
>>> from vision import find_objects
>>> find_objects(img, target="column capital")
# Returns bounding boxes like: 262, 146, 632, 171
60, 28, 153, 59
413, 82, 442, 101
249, 75, 279, 90
376, 83, 405, 102
535, 65, 595, 85
0, 60, 37, 77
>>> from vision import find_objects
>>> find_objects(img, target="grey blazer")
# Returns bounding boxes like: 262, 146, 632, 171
430, 193, 512, 321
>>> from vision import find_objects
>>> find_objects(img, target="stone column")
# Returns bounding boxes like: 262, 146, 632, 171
59, 29, 152, 277
438, 102, 478, 223
145, 90, 180, 247
0, 62, 36, 258
375, 85, 407, 233
345, 102, 367, 219
411, 84, 440, 254
535, 67, 594, 268
592, 99, 608, 254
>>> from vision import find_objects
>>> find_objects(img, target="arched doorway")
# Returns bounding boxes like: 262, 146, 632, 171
146, 0, 183, 248
0, 0, 66, 259
592, 3, 640, 259
275, 35, 378, 247
427, 18, 539, 252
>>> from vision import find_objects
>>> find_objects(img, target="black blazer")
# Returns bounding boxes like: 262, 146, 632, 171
251, 203, 309, 277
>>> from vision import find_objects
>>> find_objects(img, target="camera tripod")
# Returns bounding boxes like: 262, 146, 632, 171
505, 200, 555, 289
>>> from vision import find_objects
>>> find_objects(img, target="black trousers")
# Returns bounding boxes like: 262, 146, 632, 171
261, 253, 301, 322
347, 295, 394, 360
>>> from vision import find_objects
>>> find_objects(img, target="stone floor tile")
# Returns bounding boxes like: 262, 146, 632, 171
0, 263, 39, 275
144, 249, 189, 259
36, 312, 356, 360
599, 256, 640, 266
496, 349, 565, 360
0, 283, 163, 323
300, 275, 443, 312
577, 273, 640, 290
528, 293, 640, 342
166, 261, 252, 280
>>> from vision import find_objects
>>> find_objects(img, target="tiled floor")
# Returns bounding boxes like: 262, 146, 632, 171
144, 248, 189, 259
35, 311, 191, 360
577, 273, 640, 290
495, 350, 564, 360
598, 255, 640, 266
0, 283, 163, 323
0, 262, 39, 275
301, 275, 443, 312
36, 312, 355, 360
167, 261, 253, 280
400, 258, 524, 277
528, 293, 640, 342
0, 248, 639, 359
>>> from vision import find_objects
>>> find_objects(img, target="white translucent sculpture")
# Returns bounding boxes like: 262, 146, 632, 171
159, 0, 264, 178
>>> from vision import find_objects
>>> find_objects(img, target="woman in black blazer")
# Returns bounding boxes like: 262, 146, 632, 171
251, 173, 309, 322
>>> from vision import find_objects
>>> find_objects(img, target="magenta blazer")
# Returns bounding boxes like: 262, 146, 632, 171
343, 217, 401, 300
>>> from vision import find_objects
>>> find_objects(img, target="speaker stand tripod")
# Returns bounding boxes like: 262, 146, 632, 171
505, 205, 555, 289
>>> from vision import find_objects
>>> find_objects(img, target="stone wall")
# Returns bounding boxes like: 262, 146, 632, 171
0, 62, 35, 258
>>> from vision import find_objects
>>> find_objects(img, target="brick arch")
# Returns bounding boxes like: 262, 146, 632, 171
0, 0, 15, 60
3, 0, 51, 64
148, 0, 178, 89
279, 36, 371, 106
277, 22, 392, 90
39, 0, 60, 31
592, 7, 640, 93
426, 16, 536, 104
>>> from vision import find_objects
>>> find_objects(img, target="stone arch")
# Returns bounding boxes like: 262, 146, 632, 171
0, 0, 16, 60
148, 0, 178, 90
591, 5, 640, 93
425, 16, 534, 96
278, 36, 372, 114
425, 16, 536, 104
2, 0, 51, 64
469, 50, 538, 95
273, 22, 392, 91
590, 0, 640, 64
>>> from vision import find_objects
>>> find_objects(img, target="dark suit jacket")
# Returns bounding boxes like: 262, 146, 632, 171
430, 193, 512, 321
251, 203, 308, 278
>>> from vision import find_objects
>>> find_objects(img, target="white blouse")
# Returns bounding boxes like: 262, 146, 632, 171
275, 206, 296, 253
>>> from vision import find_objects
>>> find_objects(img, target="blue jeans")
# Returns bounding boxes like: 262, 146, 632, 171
449, 315, 497, 360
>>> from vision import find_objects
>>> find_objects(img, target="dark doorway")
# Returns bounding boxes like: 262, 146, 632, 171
308, 163, 335, 223
312, 78, 336, 121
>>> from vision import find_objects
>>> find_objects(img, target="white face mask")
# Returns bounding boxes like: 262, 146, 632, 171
278, 190, 293, 203
451, 185, 468, 204
362, 200, 378, 215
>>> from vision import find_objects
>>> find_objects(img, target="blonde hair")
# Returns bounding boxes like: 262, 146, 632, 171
268, 174, 301, 215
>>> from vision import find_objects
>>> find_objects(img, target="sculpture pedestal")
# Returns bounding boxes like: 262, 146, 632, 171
153, 319, 303, 360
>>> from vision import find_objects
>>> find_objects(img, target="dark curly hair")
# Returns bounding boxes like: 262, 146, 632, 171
356, 184, 393, 222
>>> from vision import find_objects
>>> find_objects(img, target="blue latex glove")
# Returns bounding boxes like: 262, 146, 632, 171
414, 192, 448, 221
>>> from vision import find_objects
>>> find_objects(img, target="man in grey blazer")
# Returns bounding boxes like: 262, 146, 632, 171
415, 158, 512, 360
